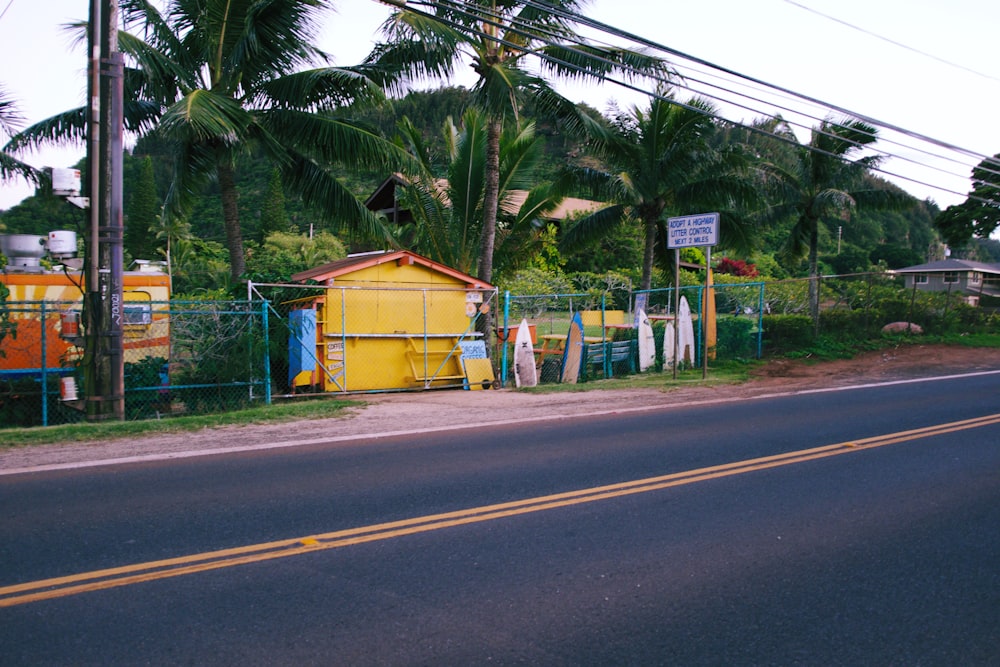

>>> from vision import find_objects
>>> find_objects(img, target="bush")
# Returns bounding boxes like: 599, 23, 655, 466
716, 317, 755, 359
762, 314, 813, 353
819, 309, 874, 340
124, 356, 168, 420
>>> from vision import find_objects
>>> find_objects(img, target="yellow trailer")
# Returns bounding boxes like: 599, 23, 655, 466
1, 267, 171, 373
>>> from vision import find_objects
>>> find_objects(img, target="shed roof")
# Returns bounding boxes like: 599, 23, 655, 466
291, 249, 494, 289
892, 259, 1000, 275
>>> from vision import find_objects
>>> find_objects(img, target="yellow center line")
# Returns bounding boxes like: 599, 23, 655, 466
3, 412, 999, 608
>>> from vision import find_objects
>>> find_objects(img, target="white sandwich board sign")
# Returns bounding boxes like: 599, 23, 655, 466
667, 212, 719, 249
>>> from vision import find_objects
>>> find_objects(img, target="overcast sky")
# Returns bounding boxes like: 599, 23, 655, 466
1, 0, 998, 211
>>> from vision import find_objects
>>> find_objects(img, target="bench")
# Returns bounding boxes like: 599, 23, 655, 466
584, 339, 635, 380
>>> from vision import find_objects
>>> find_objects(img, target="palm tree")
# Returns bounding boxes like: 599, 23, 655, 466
560, 93, 763, 291
763, 116, 911, 329
0, 86, 41, 188
10, 0, 411, 283
367, 0, 670, 284
393, 107, 568, 279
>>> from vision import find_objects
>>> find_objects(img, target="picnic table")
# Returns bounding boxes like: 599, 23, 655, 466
535, 333, 603, 365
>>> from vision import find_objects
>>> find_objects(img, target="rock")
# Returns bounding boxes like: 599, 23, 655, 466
881, 321, 923, 334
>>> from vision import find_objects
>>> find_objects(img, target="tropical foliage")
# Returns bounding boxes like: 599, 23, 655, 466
758, 116, 912, 327
0, 85, 40, 188
559, 92, 764, 290
393, 108, 568, 280
368, 0, 670, 283
8, 0, 411, 282
935, 153, 1000, 247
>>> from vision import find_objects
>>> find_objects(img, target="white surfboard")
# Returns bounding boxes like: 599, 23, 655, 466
662, 318, 675, 368
637, 308, 656, 372
678, 296, 696, 367
513, 319, 538, 388
560, 312, 585, 384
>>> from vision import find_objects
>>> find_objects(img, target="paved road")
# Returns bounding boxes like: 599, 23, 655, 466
2, 374, 999, 665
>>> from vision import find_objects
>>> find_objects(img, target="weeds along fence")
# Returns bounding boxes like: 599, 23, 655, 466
2, 271, 996, 428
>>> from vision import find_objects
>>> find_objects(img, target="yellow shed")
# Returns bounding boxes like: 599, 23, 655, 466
288, 250, 495, 392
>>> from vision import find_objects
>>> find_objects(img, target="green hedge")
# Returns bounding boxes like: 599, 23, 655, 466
716, 317, 755, 358
762, 314, 813, 352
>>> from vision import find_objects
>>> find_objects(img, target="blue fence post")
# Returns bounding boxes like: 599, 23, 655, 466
500, 291, 510, 388
262, 298, 271, 405
757, 282, 765, 359
41, 300, 48, 427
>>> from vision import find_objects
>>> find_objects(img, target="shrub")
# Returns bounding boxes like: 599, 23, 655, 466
716, 257, 758, 277
716, 317, 756, 359
819, 309, 874, 341
762, 314, 813, 353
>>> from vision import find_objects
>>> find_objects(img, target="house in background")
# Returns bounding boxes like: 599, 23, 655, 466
892, 259, 1000, 306
364, 173, 606, 229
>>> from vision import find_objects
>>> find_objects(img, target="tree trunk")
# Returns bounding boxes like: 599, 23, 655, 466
475, 117, 503, 359
218, 162, 245, 283
808, 218, 820, 336
640, 214, 657, 291
478, 118, 502, 285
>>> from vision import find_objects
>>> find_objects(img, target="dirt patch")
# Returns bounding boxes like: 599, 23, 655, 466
3, 344, 999, 472
747, 343, 1000, 387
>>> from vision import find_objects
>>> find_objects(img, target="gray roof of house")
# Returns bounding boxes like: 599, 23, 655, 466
892, 259, 1000, 275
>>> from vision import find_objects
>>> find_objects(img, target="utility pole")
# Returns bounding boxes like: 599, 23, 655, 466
83, 0, 125, 421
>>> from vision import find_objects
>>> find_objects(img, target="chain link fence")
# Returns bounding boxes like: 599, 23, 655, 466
498, 281, 767, 385
0, 299, 266, 427
3, 271, 996, 428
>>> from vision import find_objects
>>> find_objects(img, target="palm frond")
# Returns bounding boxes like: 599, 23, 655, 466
158, 90, 250, 145
537, 43, 674, 84
559, 204, 628, 252
447, 109, 488, 235
119, 30, 199, 99
0, 86, 24, 138
0, 152, 43, 186
225, 0, 329, 86
258, 110, 418, 173
367, 10, 464, 91
161, 141, 219, 222
470, 63, 533, 120
498, 121, 543, 193
253, 67, 386, 111
281, 155, 394, 244
4, 109, 87, 153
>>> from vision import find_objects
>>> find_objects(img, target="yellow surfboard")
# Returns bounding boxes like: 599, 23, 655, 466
705, 267, 717, 360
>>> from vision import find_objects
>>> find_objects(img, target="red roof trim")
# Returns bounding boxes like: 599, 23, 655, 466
291, 250, 494, 289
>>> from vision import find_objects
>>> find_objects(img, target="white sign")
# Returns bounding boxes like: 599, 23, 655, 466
667, 212, 719, 249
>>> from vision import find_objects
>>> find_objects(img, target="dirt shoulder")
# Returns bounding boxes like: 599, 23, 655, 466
4, 344, 999, 472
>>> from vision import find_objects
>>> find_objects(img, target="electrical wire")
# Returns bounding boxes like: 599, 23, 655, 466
403, 0, 1000, 203
390, 0, 994, 202
783, 0, 1000, 85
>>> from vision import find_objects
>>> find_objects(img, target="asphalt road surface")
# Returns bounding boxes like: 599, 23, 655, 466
2, 373, 999, 665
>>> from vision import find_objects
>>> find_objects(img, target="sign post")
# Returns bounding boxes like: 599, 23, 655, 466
667, 213, 719, 379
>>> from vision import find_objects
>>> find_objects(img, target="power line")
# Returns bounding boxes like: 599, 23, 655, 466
394, 0, 989, 201
783, 0, 1000, 85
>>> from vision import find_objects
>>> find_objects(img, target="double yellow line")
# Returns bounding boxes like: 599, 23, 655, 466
3, 412, 998, 608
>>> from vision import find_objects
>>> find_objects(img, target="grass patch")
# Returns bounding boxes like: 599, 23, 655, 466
783, 331, 1000, 363
0, 398, 359, 449
518, 358, 754, 394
